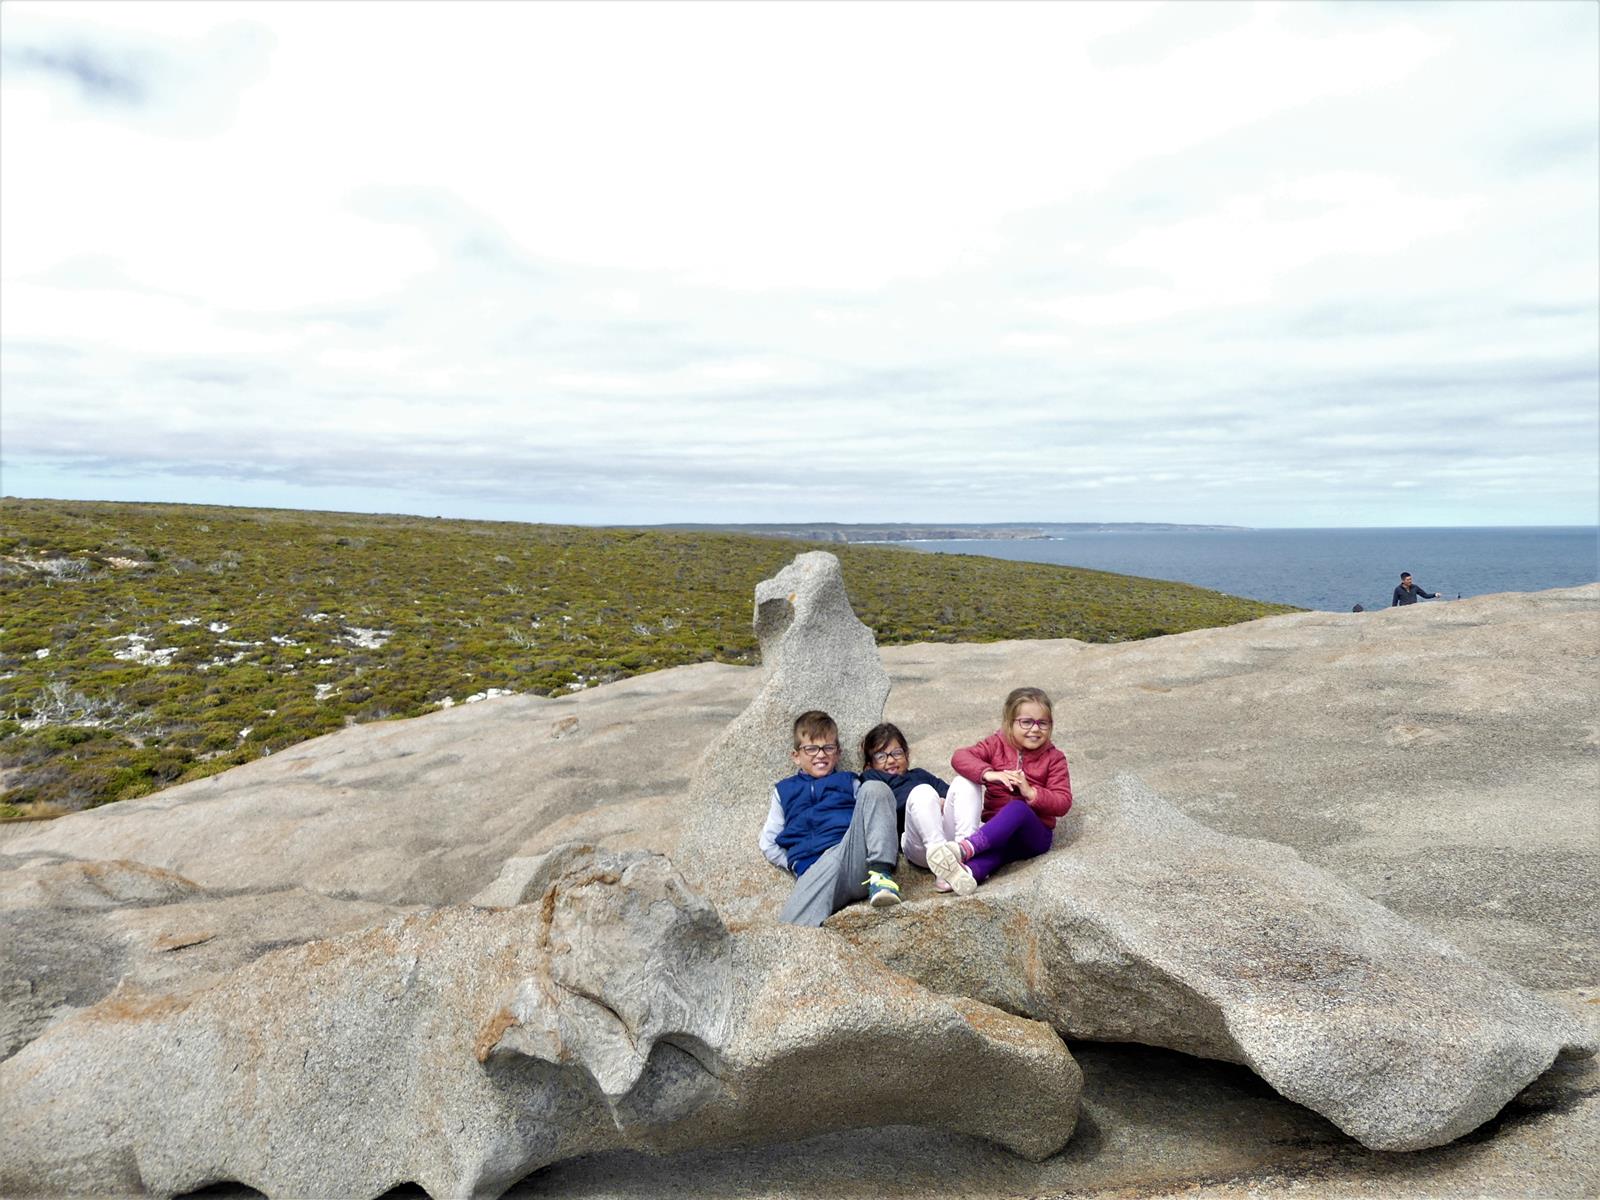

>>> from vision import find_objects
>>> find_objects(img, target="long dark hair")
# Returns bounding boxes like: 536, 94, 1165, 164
861, 722, 909, 771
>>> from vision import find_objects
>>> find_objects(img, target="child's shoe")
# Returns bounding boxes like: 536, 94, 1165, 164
864, 870, 902, 908
926, 841, 977, 896
933, 878, 954, 893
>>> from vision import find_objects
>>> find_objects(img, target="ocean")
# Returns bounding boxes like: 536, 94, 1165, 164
904, 526, 1600, 613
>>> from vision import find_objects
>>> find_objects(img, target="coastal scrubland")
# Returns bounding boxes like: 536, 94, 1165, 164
0, 498, 1295, 814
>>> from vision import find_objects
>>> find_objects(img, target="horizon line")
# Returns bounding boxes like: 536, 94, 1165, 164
3, 494, 1596, 533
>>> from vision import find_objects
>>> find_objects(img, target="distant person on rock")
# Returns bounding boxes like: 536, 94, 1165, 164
858, 722, 970, 894
925, 687, 1072, 893
1391, 572, 1442, 607
758, 710, 902, 925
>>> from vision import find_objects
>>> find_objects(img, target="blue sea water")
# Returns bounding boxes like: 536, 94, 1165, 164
906, 527, 1600, 613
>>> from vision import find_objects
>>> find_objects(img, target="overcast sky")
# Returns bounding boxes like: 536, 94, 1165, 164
2, 1, 1596, 528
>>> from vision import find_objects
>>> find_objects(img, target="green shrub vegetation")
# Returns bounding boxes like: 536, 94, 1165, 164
1, 498, 1296, 813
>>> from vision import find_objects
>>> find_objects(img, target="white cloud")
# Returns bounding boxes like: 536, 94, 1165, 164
1, 0, 1596, 527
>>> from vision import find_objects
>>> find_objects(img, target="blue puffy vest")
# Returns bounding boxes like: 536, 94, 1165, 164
774, 770, 858, 878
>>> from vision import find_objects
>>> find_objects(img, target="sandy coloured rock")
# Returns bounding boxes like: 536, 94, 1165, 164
0, 845, 1078, 1198
0, 661, 762, 907
0, 855, 404, 1061
833, 773, 1593, 1150
672, 550, 891, 922
1, 574, 1595, 1198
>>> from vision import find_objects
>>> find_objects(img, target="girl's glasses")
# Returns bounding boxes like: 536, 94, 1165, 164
1014, 718, 1052, 731
870, 747, 908, 765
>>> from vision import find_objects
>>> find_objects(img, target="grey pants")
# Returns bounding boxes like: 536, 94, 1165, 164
778, 780, 900, 927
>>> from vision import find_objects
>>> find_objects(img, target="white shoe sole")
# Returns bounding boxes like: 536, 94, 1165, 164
926, 842, 977, 896
869, 887, 901, 908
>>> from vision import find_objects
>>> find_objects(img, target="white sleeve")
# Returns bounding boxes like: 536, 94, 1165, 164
757, 786, 789, 871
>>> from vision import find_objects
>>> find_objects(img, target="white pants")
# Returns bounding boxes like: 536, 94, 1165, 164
900, 777, 985, 868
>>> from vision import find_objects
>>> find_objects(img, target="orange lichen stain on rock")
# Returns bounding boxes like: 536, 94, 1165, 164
953, 998, 1054, 1050
154, 930, 216, 952
81, 859, 187, 883
1013, 917, 1045, 997
291, 937, 351, 971
474, 1007, 520, 1062
89, 982, 193, 1023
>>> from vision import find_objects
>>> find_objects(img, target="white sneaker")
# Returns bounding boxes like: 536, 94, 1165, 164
926, 841, 976, 896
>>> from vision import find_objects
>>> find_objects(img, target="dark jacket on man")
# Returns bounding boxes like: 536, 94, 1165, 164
1392, 581, 1439, 606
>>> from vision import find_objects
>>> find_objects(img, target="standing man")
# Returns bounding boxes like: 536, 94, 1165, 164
1392, 571, 1442, 606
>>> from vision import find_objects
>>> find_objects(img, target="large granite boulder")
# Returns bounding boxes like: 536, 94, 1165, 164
0, 661, 761, 907
1, 568, 1594, 1199
0, 845, 1079, 1198
833, 773, 1594, 1151
673, 551, 891, 923
0, 854, 404, 1061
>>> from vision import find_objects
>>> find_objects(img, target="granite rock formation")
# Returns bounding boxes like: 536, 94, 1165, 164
672, 550, 891, 921
0, 855, 404, 1062
834, 773, 1592, 1150
1, 562, 1595, 1199
0, 843, 1078, 1198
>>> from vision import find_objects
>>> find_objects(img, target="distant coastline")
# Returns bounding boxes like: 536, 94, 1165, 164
894, 525, 1600, 613
648, 521, 1249, 544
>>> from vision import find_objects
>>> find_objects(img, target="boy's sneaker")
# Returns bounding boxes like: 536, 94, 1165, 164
864, 870, 902, 908
926, 841, 977, 896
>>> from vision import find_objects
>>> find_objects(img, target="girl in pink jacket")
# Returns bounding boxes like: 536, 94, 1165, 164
926, 686, 1071, 893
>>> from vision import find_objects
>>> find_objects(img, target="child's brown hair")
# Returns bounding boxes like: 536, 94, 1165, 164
793, 710, 839, 749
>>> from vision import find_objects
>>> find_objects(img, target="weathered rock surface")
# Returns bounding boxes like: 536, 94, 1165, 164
515, 1033, 1600, 1200
867, 587, 1600, 997
0, 855, 404, 1061
672, 550, 891, 921
2, 577, 1595, 1198
0, 661, 762, 907
0, 845, 1079, 1198
833, 773, 1593, 1150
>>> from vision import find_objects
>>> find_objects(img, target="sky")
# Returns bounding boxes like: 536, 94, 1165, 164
1, 1, 1596, 529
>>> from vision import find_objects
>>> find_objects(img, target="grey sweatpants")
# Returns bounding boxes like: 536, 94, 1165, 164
778, 780, 900, 927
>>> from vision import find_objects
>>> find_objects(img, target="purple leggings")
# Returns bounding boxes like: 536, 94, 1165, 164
966, 797, 1054, 883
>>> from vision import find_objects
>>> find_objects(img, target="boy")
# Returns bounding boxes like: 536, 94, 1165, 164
758, 710, 902, 926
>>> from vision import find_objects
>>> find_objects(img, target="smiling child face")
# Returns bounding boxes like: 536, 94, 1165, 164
1011, 701, 1053, 751
792, 739, 842, 778
869, 742, 908, 772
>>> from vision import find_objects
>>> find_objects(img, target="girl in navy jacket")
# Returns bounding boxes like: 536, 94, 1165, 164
858, 722, 970, 894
